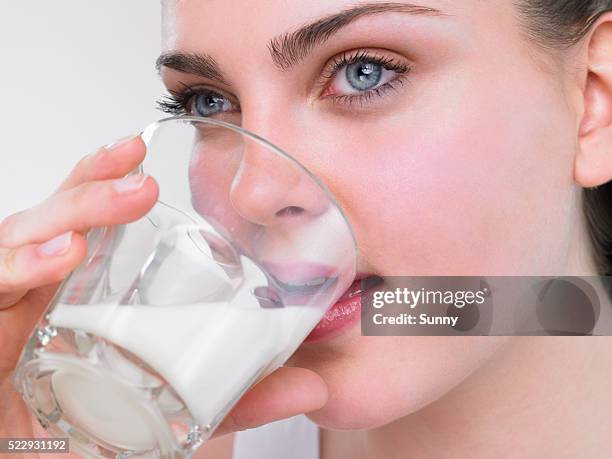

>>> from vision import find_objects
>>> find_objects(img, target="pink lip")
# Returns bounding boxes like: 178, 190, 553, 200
303, 273, 380, 344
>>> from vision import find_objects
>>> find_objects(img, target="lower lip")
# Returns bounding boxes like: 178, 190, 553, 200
303, 278, 373, 344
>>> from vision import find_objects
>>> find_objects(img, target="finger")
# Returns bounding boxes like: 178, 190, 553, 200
0, 231, 87, 309
55, 135, 146, 194
212, 366, 328, 437
0, 175, 158, 249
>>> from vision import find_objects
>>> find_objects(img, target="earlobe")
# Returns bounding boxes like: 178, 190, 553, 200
576, 17, 612, 188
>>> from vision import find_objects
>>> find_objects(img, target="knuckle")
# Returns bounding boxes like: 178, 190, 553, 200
76, 149, 119, 179
66, 153, 97, 184
75, 152, 95, 172
68, 182, 93, 208
0, 248, 19, 289
65, 182, 111, 230
0, 212, 22, 246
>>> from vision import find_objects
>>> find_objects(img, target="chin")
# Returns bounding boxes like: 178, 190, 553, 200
291, 335, 511, 430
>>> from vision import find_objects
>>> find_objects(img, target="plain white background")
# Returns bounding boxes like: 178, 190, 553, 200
0, 1, 163, 218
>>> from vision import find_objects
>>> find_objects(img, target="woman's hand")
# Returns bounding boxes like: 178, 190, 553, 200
0, 135, 328, 454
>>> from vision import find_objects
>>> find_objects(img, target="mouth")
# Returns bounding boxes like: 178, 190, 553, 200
251, 260, 383, 342
303, 273, 384, 343
253, 261, 340, 307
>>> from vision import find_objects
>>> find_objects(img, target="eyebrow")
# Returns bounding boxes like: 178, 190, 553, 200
156, 52, 229, 85
156, 2, 442, 81
269, 2, 442, 70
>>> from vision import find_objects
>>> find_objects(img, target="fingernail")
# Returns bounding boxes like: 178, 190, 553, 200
104, 134, 138, 151
113, 174, 148, 193
37, 231, 73, 257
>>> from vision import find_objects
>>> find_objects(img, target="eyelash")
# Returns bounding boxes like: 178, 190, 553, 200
156, 49, 411, 115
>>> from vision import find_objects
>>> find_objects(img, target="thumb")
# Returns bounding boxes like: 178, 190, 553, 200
213, 366, 327, 437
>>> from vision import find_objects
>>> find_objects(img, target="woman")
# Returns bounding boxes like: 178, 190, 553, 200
1, 0, 612, 457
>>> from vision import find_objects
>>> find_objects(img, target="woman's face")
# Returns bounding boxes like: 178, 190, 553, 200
159, 0, 584, 429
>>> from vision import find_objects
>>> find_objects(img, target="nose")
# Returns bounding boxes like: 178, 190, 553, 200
229, 128, 330, 227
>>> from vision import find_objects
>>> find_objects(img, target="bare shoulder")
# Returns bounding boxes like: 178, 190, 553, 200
192, 433, 235, 459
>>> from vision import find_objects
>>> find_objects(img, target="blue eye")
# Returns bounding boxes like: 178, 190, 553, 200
345, 61, 383, 91
326, 54, 407, 100
190, 90, 234, 117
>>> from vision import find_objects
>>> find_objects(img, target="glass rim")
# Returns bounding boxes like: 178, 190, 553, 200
139, 114, 359, 273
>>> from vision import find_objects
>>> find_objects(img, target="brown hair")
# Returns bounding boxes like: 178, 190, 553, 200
518, 0, 612, 276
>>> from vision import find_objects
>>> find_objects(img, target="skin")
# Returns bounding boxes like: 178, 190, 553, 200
1, 0, 612, 458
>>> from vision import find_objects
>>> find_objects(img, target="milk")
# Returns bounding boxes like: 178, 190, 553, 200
47, 301, 321, 431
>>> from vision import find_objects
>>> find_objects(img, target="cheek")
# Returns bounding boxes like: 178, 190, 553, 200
315, 69, 576, 276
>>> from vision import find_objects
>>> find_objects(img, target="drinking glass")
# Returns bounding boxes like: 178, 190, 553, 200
13, 116, 357, 459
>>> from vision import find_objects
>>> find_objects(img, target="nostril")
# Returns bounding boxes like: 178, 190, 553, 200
275, 206, 305, 217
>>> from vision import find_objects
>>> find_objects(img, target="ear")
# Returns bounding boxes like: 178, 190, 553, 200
576, 13, 612, 188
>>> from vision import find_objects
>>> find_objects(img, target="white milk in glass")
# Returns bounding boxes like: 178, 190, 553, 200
47, 301, 321, 432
